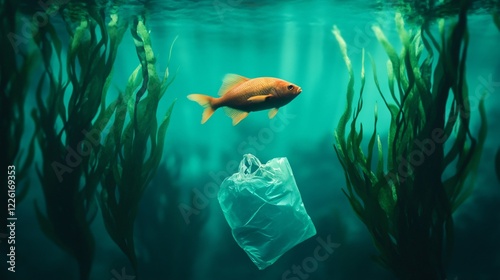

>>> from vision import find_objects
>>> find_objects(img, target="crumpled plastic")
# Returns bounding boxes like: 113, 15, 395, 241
218, 154, 317, 270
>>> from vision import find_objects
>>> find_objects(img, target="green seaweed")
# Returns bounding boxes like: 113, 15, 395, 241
28, 3, 177, 278
26, 2, 177, 277
98, 15, 177, 274
0, 0, 36, 228
333, 2, 486, 279
32, 4, 126, 279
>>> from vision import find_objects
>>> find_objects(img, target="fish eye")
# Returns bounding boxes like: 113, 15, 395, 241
287, 85, 294, 90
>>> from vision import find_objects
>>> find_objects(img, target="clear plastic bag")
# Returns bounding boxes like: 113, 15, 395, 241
218, 154, 317, 270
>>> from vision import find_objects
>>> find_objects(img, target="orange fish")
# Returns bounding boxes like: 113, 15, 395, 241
187, 74, 302, 125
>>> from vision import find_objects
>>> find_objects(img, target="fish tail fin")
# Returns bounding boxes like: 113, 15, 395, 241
187, 94, 216, 124
201, 107, 215, 124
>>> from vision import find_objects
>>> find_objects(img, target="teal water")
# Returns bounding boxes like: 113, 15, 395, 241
3, 0, 500, 279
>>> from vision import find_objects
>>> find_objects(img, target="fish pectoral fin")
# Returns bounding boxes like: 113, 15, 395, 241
268, 108, 279, 119
218, 74, 250, 96
247, 94, 272, 103
224, 107, 249, 126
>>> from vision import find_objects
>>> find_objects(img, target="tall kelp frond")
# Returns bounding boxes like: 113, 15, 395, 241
98, 15, 177, 274
333, 4, 486, 280
32, 4, 126, 279
0, 0, 36, 228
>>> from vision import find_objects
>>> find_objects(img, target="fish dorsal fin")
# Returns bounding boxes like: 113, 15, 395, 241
218, 74, 250, 96
224, 107, 249, 126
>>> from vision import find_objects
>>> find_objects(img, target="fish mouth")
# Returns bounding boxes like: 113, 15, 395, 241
297, 87, 302, 94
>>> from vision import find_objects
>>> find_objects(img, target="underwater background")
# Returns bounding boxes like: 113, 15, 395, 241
1, 0, 500, 279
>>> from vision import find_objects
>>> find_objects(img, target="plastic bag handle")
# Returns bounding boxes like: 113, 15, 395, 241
240, 154, 262, 175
